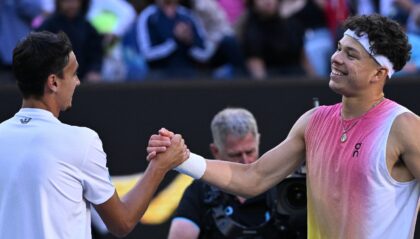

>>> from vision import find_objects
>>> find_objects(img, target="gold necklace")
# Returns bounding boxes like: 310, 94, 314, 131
339, 96, 385, 143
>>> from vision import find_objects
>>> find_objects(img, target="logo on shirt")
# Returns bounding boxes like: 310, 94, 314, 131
352, 143, 362, 157
20, 117, 32, 124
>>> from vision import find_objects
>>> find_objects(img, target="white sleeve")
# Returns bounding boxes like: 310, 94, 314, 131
81, 133, 115, 205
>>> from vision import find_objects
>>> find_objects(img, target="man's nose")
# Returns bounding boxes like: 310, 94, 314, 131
331, 51, 343, 65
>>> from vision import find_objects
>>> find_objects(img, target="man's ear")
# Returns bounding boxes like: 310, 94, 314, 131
46, 74, 59, 93
372, 67, 388, 83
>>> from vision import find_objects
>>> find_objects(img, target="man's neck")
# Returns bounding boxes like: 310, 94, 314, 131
22, 98, 59, 118
341, 93, 385, 119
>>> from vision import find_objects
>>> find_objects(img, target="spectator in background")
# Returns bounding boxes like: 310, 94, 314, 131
280, 0, 334, 78
88, 0, 136, 46
355, 0, 420, 34
354, 0, 377, 15
137, 0, 212, 80
0, 0, 43, 83
395, 4, 420, 76
128, 0, 153, 14
181, 0, 246, 79
167, 108, 300, 239
393, 0, 420, 34
32, 0, 56, 28
323, 0, 352, 41
87, 0, 137, 81
218, 0, 247, 26
380, 0, 420, 24
33, 0, 137, 43
240, 0, 314, 80
37, 0, 103, 82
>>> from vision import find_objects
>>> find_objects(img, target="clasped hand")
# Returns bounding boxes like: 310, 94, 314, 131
146, 128, 190, 170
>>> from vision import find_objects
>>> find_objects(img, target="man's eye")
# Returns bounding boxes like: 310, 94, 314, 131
347, 54, 355, 59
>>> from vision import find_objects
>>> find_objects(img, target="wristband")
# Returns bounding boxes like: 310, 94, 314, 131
174, 152, 206, 179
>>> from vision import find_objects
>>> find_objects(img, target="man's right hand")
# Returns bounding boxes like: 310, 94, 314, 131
146, 128, 175, 161
95, 133, 188, 237
148, 133, 189, 172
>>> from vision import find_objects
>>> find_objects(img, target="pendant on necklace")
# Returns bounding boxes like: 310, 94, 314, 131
340, 133, 347, 143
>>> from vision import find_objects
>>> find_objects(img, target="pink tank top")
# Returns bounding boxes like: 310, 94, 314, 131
305, 99, 420, 239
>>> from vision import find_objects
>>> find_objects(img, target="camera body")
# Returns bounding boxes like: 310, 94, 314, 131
268, 172, 307, 239
203, 170, 307, 239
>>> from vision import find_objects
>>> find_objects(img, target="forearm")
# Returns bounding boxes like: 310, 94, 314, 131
202, 140, 305, 198
170, 153, 259, 197
120, 162, 166, 227
99, 162, 167, 237
98, 134, 187, 237
96, 164, 167, 237
201, 160, 267, 198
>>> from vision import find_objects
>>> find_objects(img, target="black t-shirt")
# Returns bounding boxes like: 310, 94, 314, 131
174, 180, 278, 239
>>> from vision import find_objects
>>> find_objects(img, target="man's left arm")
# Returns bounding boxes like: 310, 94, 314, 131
393, 112, 420, 180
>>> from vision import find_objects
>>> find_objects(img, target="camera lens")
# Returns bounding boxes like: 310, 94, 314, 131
276, 177, 307, 214
286, 182, 306, 209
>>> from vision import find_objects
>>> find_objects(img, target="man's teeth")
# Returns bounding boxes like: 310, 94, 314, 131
332, 69, 343, 76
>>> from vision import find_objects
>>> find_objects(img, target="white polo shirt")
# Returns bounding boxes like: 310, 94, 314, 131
0, 108, 115, 239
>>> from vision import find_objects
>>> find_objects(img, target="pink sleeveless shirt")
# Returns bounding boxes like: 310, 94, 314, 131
305, 99, 420, 239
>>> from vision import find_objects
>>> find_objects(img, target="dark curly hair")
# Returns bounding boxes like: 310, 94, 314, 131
343, 14, 411, 72
12, 31, 73, 99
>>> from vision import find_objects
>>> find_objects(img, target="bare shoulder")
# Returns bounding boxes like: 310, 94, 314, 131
288, 107, 318, 137
300, 107, 318, 121
391, 112, 420, 145
390, 112, 420, 179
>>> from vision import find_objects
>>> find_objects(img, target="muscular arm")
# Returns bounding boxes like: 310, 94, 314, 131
201, 109, 314, 198
389, 112, 420, 181
94, 135, 187, 237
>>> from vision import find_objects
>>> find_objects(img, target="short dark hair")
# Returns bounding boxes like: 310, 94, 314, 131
12, 31, 73, 99
211, 108, 259, 150
343, 14, 411, 72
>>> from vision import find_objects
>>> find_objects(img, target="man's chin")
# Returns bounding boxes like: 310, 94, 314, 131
328, 81, 343, 95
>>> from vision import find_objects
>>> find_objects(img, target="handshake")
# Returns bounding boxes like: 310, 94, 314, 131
147, 128, 206, 179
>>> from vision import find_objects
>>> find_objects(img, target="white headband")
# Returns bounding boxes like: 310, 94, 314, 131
344, 29, 395, 78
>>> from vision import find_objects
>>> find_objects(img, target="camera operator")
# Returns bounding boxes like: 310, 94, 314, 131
168, 107, 306, 239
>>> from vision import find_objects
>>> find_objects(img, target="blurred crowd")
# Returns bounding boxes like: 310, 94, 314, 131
1, 0, 420, 83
